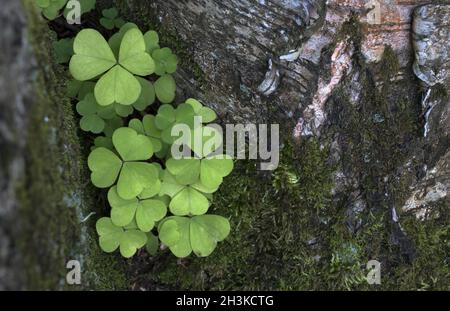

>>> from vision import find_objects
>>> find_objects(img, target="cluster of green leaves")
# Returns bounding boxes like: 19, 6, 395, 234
35, 0, 96, 20
88, 101, 233, 258
69, 24, 177, 108
100, 8, 125, 30
64, 21, 232, 258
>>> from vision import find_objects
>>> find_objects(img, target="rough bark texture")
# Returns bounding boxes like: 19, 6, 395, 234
0, 0, 31, 290
1, 0, 449, 290
0, 0, 128, 290
115, 0, 450, 290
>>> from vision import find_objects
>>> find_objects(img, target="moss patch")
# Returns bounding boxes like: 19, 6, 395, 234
130, 139, 344, 290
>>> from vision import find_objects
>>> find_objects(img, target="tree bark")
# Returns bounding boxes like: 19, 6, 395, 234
1, 0, 449, 290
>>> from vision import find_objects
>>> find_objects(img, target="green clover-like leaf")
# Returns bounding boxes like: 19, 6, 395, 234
96, 217, 122, 252
67, 80, 83, 98
108, 186, 138, 226
145, 232, 159, 256
166, 158, 200, 185
100, 8, 124, 30
80, 114, 105, 134
200, 155, 234, 189
88, 127, 158, 199
136, 199, 167, 232
92, 136, 113, 151
36, 0, 51, 7
166, 155, 233, 189
185, 98, 217, 123
108, 23, 139, 57
132, 77, 156, 111
94, 65, 141, 106
67, 80, 95, 100
119, 28, 155, 76
76, 93, 116, 134
112, 126, 153, 161
38, 0, 66, 20
159, 169, 215, 196
152, 47, 178, 76
53, 37, 74, 64
100, 17, 115, 30
143, 115, 163, 139
155, 103, 195, 144
108, 186, 167, 232
144, 30, 160, 53
113, 103, 132, 117
119, 229, 147, 258
88, 147, 122, 188
169, 187, 210, 216
187, 125, 224, 158
102, 7, 118, 19
138, 163, 163, 199
154, 74, 176, 104
155, 104, 175, 130
118, 162, 158, 200
138, 179, 162, 199
70, 29, 117, 81
190, 180, 220, 194
155, 143, 171, 159
158, 215, 230, 258
70, 28, 156, 107
159, 170, 185, 197
103, 116, 124, 137
128, 116, 162, 153
96, 217, 147, 258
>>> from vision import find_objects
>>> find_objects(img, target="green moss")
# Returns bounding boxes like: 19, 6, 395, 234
324, 25, 449, 290
430, 83, 448, 102
17, 0, 127, 290
339, 15, 364, 46
129, 139, 342, 290
379, 45, 400, 82
393, 199, 450, 290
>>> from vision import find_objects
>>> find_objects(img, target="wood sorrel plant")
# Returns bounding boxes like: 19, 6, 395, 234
66, 21, 233, 258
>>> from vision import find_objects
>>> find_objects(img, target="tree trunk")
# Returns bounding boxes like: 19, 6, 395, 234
116, 0, 450, 290
0, 0, 128, 290
1, 0, 449, 290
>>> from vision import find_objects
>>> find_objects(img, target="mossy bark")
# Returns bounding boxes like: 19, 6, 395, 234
113, 1, 450, 290
0, 0, 128, 290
